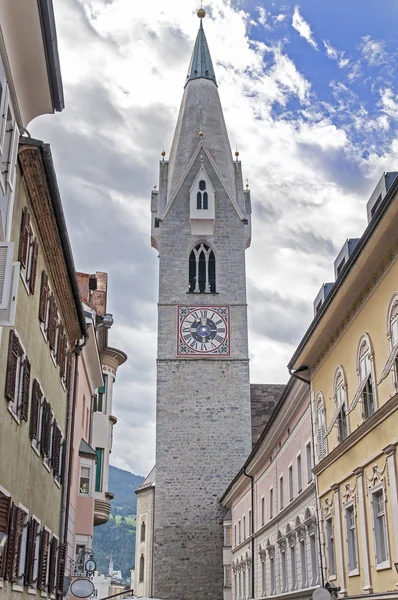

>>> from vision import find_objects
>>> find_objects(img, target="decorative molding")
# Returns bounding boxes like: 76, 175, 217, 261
341, 480, 357, 505
321, 495, 334, 518
313, 240, 398, 372
366, 457, 389, 491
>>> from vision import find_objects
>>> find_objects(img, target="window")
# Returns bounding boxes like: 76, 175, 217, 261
317, 397, 326, 459
0, 71, 19, 197
247, 562, 252, 598
372, 489, 389, 566
243, 515, 246, 540
326, 517, 336, 577
224, 565, 232, 588
334, 372, 348, 442
188, 243, 216, 293
97, 375, 108, 413
269, 489, 273, 519
238, 520, 241, 544
291, 544, 297, 590
141, 521, 146, 542
224, 525, 232, 546
310, 534, 318, 584
289, 465, 294, 501
139, 554, 144, 582
300, 539, 307, 588
5, 330, 30, 422
306, 443, 313, 482
270, 556, 276, 594
18, 208, 38, 294
357, 337, 376, 419
345, 505, 358, 573
261, 497, 265, 525
297, 454, 302, 493
336, 257, 346, 277
196, 180, 208, 209
48, 536, 58, 595
24, 517, 40, 588
279, 476, 284, 511
281, 549, 287, 592
238, 571, 242, 599
248, 510, 252, 535
261, 558, 266, 595
234, 570, 237, 599
95, 448, 104, 492
234, 524, 237, 547
80, 466, 91, 495
38, 528, 50, 591
242, 566, 246, 598
379, 297, 398, 390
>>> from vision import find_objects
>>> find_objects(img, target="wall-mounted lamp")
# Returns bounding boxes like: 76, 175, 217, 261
97, 314, 114, 329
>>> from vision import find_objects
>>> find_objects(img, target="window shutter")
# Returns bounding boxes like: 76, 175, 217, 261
48, 296, 58, 350
40, 400, 49, 457
29, 379, 41, 440
60, 440, 66, 485
0, 242, 14, 310
18, 208, 30, 268
56, 324, 64, 366
66, 351, 73, 389
4, 503, 17, 581
53, 425, 61, 476
56, 543, 66, 595
59, 336, 67, 380
38, 528, 50, 591
21, 356, 31, 422
29, 241, 39, 295
10, 507, 25, 582
48, 537, 58, 594
24, 518, 38, 586
5, 329, 19, 402
39, 271, 49, 323
0, 492, 11, 578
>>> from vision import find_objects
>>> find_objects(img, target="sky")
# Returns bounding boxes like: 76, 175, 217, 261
30, 0, 398, 476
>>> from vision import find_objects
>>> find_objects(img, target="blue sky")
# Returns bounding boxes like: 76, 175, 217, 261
30, 0, 398, 474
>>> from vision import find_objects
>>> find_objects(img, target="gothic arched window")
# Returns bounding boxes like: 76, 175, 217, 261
189, 243, 216, 293
139, 554, 145, 582
196, 180, 208, 210
141, 521, 146, 542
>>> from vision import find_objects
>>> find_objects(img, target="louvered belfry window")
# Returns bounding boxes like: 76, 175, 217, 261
188, 243, 216, 293
18, 207, 39, 294
5, 330, 30, 420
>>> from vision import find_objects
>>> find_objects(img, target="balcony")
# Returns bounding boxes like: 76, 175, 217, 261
94, 492, 114, 526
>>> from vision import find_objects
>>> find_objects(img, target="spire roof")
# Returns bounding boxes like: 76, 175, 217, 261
185, 21, 217, 87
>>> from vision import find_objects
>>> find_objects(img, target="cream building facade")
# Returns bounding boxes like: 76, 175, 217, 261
289, 172, 398, 598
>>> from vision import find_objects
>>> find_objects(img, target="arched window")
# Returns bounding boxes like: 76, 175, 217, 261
379, 294, 398, 390
139, 554, 145, 582
196, 180, 208, 210
188, 243, 216, 293
141, 521, 146, 542
348, 334, 377, 419
333, 368, 348, 442
316, 394, 327, 460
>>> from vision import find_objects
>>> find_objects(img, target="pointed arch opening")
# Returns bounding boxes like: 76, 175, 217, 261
141, 521, 146, 542
139, 554, 144, 582
188, 243, 216, 293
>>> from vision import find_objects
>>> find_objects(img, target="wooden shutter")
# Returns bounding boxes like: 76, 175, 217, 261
39, 271, 49, 323
56, 543, 66, 595
29, 241, 39, 295
59, 336, 67, 380
18, 208, 30, 268
48, 537, 57, 594
24, 518, 38, 586
66, 351, 73, 390
38, 528, 49, 591
52, 425, 61, 476
10, 508, 25, 582
40, 400, 49, 457
29, 379, 41, 440
21, 356, 31, 422
48, 296, 58, 350
56, 324, 64, 366
5, 330, 20, 402
0, 492, 11, 578
4, 503, 17, 581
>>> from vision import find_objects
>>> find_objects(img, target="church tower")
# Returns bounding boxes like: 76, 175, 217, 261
150, 9, 252, 600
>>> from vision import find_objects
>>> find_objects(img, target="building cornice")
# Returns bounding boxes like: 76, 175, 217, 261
100, 347, 127, 377
313, 392, 398, 477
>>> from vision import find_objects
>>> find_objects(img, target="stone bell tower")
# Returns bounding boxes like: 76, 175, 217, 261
150, 8, 252, 600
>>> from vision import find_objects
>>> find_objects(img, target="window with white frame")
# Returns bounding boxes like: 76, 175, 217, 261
279, 477, 284, 511
18, 208, 39, 294
306, 442, 313, 482
310, 533, 318, 584
269, 488, 273, 519
261, 496, 265, 525
234, 524, 237, 547
290, 543, 297, 590
345, 504, 358, 573
261, 556, 266, 595
270, 555, 276, 594
16, 506, 29, 587
350, 336, 376, 420
224, 525, 232, 546
371, 488, 389, 567
378, 297, 398, 391
289, 465, 294, 501
325, 517, 336, 577
234, 570, 237, 599
334, 371, 348, 442
4, 330, 30, 422
300, 538, 307, 588
281, 547, 287, 592
248, 509, 252, 536
247, 561, 252, 598
79, 466, 91, 496
238, 520, 241, 544
243, 515, 246, 540
297, 454, 302, 493
316, 397, 327, 459
242, 565, 246, 598
238, 570, 242, 599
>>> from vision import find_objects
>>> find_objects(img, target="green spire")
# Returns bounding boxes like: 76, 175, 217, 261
185, 20, 217, 87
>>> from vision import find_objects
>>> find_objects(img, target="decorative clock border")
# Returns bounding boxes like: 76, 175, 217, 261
177, 305, 230, 356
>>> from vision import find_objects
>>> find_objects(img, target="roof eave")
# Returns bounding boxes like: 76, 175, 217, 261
37, 0, 64, 112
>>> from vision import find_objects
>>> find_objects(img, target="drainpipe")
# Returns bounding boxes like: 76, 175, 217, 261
61, 336, 88, 590
289, 368, 325, 589
243, 467, 255, 599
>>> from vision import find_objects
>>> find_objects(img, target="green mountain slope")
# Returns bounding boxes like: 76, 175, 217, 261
92, 465, 144, 579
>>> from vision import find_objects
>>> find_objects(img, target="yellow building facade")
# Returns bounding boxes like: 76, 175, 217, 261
289, 175, 398, 598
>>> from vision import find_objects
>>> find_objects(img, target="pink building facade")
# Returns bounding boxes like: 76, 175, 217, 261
221, 377, 322, 600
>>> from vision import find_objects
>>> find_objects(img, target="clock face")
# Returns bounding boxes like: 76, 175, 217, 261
178, 306, 230, 356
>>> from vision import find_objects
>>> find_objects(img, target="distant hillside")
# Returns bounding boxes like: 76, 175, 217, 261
92, 466, 145, 579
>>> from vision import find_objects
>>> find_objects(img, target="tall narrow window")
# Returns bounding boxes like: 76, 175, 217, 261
80, 466, 91, 495
261, 558, 266, 595
238, 520, 241, 544
95, 448, 104, 492
334, 372, 348, 442
306, 443, 313, 482
188, 243, 216, 293
224, 526, 232, 546
243, 515, 246, 540
289, 466, 294, 501
310, 534, 318, 584
197, 180, 208, 209
281, 549, 287, 592
291, 544, 297, 590
269, 489, 273, 519
139, 554, 144, 582
261, 497, 265, 525
97, 375, 108, 413
300, 539, 307, 587
248, 510, 252, 535
372, 490, 388, 566
270, 556, 276, 594
359, 351, 375, 419
317, 398, 327, 459
326, 517, 336, 576
297, 454, 302, 493
279, 476, 284, 511
345, 505, 358, 572
141, 521, 146, 542
234, 524, 237, 547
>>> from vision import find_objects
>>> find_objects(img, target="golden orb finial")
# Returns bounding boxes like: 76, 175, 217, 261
161, 151, 166, 157
199, 129, 204, 138
235, 150, 239, 158
197, 7, 206, 19
154, 184, 157, 190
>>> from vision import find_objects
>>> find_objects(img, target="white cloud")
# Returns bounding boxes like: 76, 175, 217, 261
292, 6, 318, 50
380, 88, 398, 119
360, 35, 387, 66
323, 40, 350, 68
